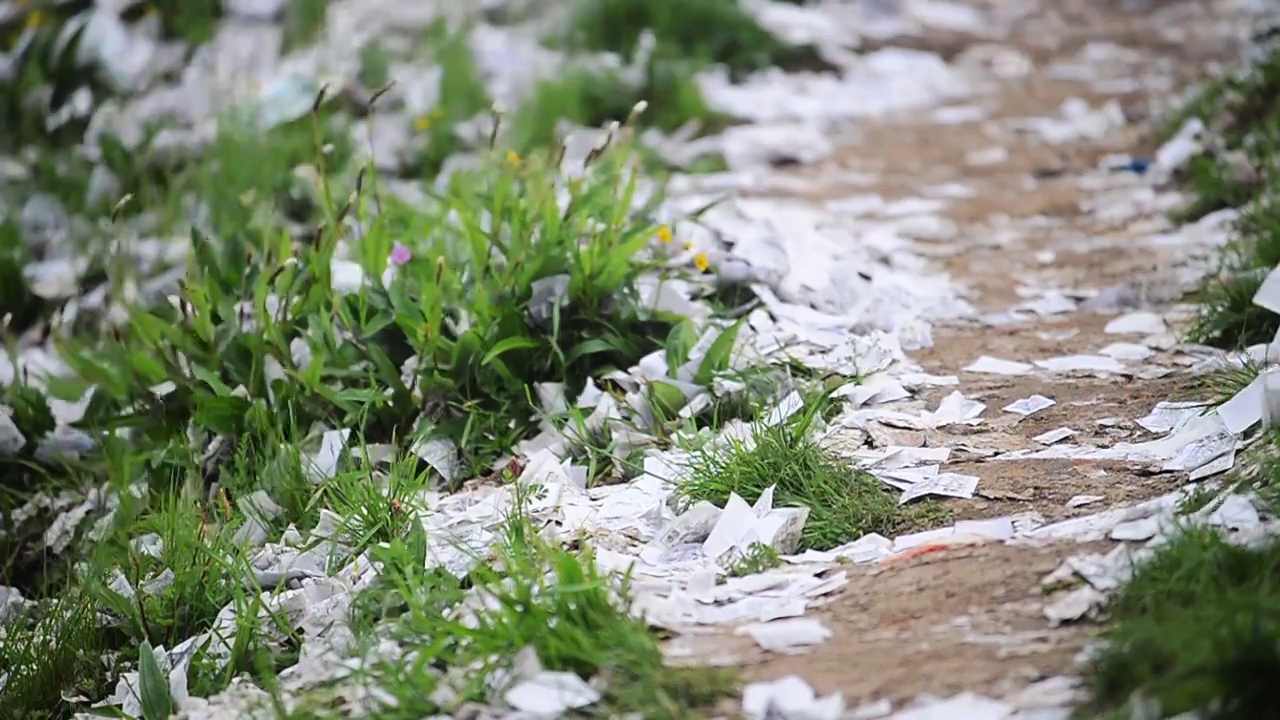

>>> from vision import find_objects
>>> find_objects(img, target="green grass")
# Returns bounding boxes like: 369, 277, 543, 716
1079, 527, 1280, 720
511, 59, 732, 155
345, 513, 737, 718
676, 390, 952, 551
0, 4, 868, 717
1083, 47, 1280, 714
1176, 47, 1280, 347
558, 0, 831, 79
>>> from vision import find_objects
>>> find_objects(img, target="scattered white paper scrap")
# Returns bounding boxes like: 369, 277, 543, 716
899, 473, 979, 505
1136, 401, 1205, 434
1252, 265, 1280, 315
887, 692, 1013, 720
742, 675, 844, 720
1099, 342, 1154, 361
1217, 373, 1264, 434
1034, 355, 1124, 373
963, 356, 1033, 375
927, 391, 986, 426
1043, 585, 1106, 626
736, 618, 833, 652
1003, 395, 1055, 416
1033, 427, 1075, 445
504, 671, 601, 715
1189, 448, 1235, 481
1264, 370, 1280, 430
1104, 311, 1167, 335
1066, 494, 1104, 508
1162, 430, 1236, 474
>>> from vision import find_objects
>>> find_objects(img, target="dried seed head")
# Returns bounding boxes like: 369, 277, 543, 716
110, 194, 134, 223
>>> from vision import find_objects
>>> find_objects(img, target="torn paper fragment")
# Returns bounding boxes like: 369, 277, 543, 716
1264, 370, 1280, 430
1189, 449, 1235, 481
1162, 430, 1236, 473
899, 473, 978, 504
1034, 427, 1075, 445
1104, 311, 1167, 335
828, 533, 893, 564
887, 692, 1013, 720
1043, 585, 1106, 625
504, 671, 600, 715
742, 675, 844, 720
1217, 373, 1263, 434
1034, 355, 1124, 373
736, 618, 833, 652
1200, 493, 1261, 530
1099, 342, 1154, 361
963, 356, 1033, 375
1252, 265, 1280, 315
1003, 395, 1055, 416
1136, 401, 1205, 434
304, 429, 349, 482
928, 391, 985, 426
1066, 495, 1104, 508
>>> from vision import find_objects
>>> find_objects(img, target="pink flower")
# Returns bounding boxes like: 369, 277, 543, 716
389, 243, 411, 266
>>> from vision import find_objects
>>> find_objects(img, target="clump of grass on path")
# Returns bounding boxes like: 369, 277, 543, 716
559, 0, 829, 78
677, 392, 950, 551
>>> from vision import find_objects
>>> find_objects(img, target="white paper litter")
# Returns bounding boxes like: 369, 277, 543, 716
1104, 311, 1167, 335
742, 675, 844, 720
736, 617, 833, 651
1252, 265, 1280, 315
887, 692, 1013, 720
962, 356, 1033, 375
504, 671, 601, 715
1003, 395, 1055, 416
1065, 495, 1104, 508
1034, 355, 1124, 374
1033, 427, 1075, 445
899, 473, 979, 504
1217, 373, 1264, 434
1136, 401, 1205, 434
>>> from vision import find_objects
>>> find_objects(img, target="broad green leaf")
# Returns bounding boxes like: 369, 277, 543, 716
648, 380, 688, 418
138, 640, 174, 720
192, 393, 250, 435
664, 320, 697, 374
191, 366, 234, 396
406, 520, 427, 570
481, 336, 540, 366
694, 318, 746, 386
564, 337, 625, 365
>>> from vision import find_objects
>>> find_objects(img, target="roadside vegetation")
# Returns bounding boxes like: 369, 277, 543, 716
0, 1, 927, 719
1078, 43, 1280, 720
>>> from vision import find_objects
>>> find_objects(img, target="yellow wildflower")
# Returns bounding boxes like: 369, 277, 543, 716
506, 150, 523, 167
656, 225, 673, 244
413, 115, 433, 133
25, 10, 43, 29
694, 252, 710, 274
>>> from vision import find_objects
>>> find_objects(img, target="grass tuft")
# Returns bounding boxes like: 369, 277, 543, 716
1079, 527, 1280, 720
677, 393, 950, 551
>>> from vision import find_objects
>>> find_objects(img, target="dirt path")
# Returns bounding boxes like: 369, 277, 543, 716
672, 0, 1257, 713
